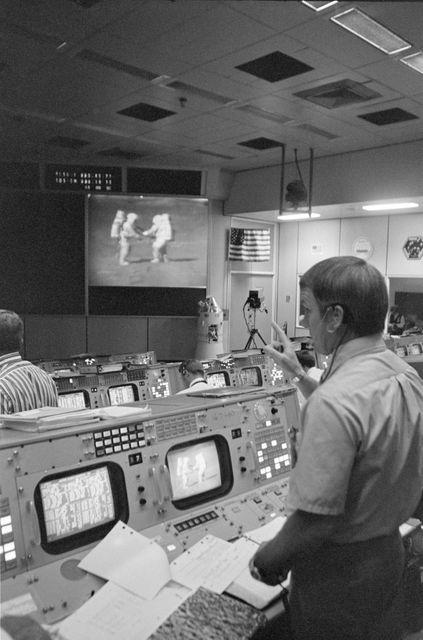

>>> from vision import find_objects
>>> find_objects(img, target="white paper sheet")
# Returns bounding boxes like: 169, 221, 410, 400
78, 521, 171, 599
170, 534, 254, 593
58, 581, 191, 640
244, 515, 287, 544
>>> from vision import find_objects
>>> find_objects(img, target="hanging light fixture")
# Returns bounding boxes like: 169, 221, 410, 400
278, 146, 319, 221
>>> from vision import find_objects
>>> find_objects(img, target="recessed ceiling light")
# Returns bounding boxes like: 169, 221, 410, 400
331, 8, 411, 55
362, 202, 418, 211
302, 1, 338, 12
278, 212, 321, 221
400, 52, 423, 75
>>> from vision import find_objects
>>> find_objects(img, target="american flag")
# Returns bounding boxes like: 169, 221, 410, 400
228, 228, 271, 262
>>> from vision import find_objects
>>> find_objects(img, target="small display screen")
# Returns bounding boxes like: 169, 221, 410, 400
39, 467, 115, 542
58, 392, 87, 409
167, 440, 222, 501
206, 371, 229, 388
108, 384, 136, 405
239, 366, 262, 386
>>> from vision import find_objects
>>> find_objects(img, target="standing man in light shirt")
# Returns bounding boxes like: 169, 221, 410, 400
0, 310, 58, 417
249, 256, 423, 640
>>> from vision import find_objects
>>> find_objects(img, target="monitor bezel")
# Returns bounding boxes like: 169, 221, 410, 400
58, 389, 89, 409
205, 370, 230, 388
239, 365, 263, 386
166, 435, 233, 510
107, 383, 138, 405
34, 461, 129, 555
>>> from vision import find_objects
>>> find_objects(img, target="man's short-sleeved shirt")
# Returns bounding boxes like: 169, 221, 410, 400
287, 335, 423, 543
0, 353, 58, 415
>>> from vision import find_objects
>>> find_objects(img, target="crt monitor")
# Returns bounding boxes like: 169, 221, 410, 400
107, 383, 138, 405
239, 366, 262, 387
34, 461, 129, 554
206, 371, 230, 388
58, 390, 89, 409
166, 435, 233, 510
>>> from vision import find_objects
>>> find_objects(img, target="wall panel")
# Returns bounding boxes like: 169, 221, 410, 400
148, 317, 198, 361
87, 316, 148, 355
24, 316, 86, 360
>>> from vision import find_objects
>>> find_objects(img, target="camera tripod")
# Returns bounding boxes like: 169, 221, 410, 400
244, 307, 267, 349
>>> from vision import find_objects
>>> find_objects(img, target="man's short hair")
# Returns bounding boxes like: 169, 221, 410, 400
300, 256, 388, 337
179, 359, 204, 376
0, 310, 24, 353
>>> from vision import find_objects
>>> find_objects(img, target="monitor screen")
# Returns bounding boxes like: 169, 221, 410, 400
34, 462, 128, 554
239, 366, 262, 386
58, 391, 88, 409
166, 436, 233, 509
108, 384, 137, 405
206, 371, 229, 388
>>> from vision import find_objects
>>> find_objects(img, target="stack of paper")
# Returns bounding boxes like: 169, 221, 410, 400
2, 407, 101, 432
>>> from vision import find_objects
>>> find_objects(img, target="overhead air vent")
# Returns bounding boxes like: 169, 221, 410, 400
76, 50, 159, 81
294, 79, 381, 108
296, 124, 339, 139
195, 149, 235, 160
235, 105, 293, 125
96, 148, 145, 161
66, 0, 102, 7
118, 102, 176, 122
166, 81, 232, 105
359, 108, 418, 125
47, 136, 89, 149
238, 137, 282, 150
236, 51, 313, 83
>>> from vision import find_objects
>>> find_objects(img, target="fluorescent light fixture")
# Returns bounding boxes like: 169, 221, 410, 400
302, 1, 338, 11
278, 212, 321, 221
400, 52, 423, 75
362, 202, 418, 211
331, 8, 411, 55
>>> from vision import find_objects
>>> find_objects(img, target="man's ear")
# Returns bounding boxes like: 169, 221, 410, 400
326, 304, 345, 334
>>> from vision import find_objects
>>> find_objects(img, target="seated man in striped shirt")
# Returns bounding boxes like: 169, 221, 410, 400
0, 310, 58, 417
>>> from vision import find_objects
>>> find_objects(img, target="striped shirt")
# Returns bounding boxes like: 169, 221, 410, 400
0, 352, 58, 415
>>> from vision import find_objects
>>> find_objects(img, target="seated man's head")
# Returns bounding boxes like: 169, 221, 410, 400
0, 310, 24, 355
179, 359, 205, 385
299, 256, 388, 355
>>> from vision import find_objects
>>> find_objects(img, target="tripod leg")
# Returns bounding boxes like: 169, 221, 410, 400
255, 330, 268, 346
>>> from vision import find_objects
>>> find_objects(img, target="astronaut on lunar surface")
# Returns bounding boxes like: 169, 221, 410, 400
143, 213, 173, 263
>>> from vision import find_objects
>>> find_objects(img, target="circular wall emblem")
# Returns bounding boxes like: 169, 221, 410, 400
352, 237, 373, 260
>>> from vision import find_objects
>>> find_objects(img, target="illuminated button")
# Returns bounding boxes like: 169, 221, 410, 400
122, 444, 130, 450
1, 525, 12, 535
4, 542, 15, 553
114, 446, 122, 453
113, 437, 120, 444
261, 443, 268, 449
0, 516, 11, 526
94, 433, 102, 439
121, 435, 129, 442
112, 429, 119, 435
130, 442, 138, 449
275, 463, 281, 470
104, 439, 112, 446
282, 443, 287, 449
105, 447, 113, 454
129, 434, 137, 441
120, 427, 128, 434
103, 431, 111, 437
271, 440, 277, 447
5, 550, 16, 561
